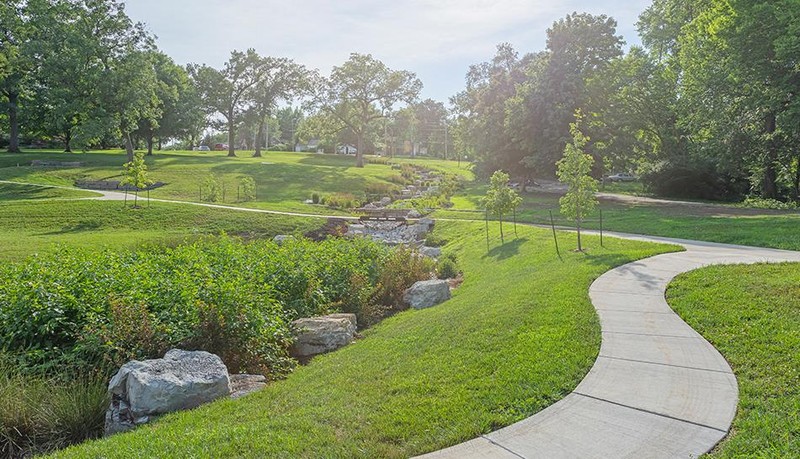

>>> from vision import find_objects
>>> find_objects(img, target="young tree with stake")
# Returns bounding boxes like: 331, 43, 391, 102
557, 110, 598, 251
482, 170, 522, 244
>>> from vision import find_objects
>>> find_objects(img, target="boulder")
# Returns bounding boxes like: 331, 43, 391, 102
273, 234, 294, 245
105, 349, 230, 435
418, 217, 435, 230
407, 209, 422, 219
291, 313, 357, 357
419, 246, 442, 258
229, 374, 267, 399
379, 196, 392, 206
403, 280, 451, 309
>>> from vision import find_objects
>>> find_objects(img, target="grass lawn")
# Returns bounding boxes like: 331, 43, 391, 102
438, 185, 800, 251
667, 264, 800, 457
51, 221, 675, 458
0, 199, 321, 261
0, 182, 100, 200
0, 150, 472, 215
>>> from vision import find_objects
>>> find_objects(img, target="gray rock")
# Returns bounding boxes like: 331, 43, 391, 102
105, 349, 230, 435
407, 209, 422, 219
273, 234, 294, 245
229, 374, 267, 399
403, 279, 451, 309
418, 218, 435, 229
379, 196, 392, 206
291, 313, 357, 357
419, 246, 442, 258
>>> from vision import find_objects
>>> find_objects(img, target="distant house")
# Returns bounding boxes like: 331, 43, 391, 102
295, 138, 320, 152
337, 144, 357, 155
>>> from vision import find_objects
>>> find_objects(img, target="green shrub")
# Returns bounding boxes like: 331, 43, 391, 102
740, 197, 799, 210
364, 182, 398, 197
202, 175, 222, 202
425, 232, 448, 248
0, 237, 388, 376
437, 253, 460, 279
321, 192, 361, 209
367, 246, 435, 325
311, 192, 320, 204
239, 176, 256, 201
388, 174, 411, 185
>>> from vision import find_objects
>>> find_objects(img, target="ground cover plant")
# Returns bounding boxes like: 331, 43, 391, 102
667, 264, 800, 457
0, 199, 321, 261
50, 222, 674, 458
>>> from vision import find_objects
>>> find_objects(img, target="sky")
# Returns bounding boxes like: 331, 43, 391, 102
124, 0, 653, 104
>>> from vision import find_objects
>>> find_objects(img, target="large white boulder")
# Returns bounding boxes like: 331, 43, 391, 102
419, 246, 442, 259
291, 313, 357, 357
403, 279, 451, 309
105, 349, 230, 435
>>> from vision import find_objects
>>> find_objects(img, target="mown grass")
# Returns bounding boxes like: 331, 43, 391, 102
0, 182, 100, 200
0, 200, 321, 261
51, 221, 675, 458
438, 186, 800, 251
0, 150, 471, 214
667, 263, 800, 458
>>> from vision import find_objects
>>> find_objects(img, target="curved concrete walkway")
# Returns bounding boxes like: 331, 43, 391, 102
420, 234, 800, 459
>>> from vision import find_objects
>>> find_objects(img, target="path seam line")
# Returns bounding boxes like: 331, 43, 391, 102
479, 435, 526, 459
597, 355, 733, 375
573, 392, 728, 434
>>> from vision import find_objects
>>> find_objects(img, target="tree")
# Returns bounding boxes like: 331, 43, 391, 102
249, 57, 306, 157
190, 49, 265, 157
557, 112, 598, 252
482, 170, 522, 244
308, 53, 421, 167
120, 151, 152, 207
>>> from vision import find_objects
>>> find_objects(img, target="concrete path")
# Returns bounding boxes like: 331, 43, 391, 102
419, 234, 800, 459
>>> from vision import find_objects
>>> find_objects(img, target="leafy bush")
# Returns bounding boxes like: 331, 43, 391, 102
437, 253, 460, 279
239, 176, 256, 201
640, 160, 748, 201
367, 246, 435, 325
424, 232, 448, 248
202, 175, 222, 202
740, 197, 799, 210
0, 237, 389, 376
321, 192, 361, 209
388, 174, 411, 185
364, 182, 398, 198
311, 192, 320, 204
0, 357, 108, 458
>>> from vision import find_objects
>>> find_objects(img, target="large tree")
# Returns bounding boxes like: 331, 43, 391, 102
309, 53, 421, 167
190, 49, 265, 157
249, 57, 307, 157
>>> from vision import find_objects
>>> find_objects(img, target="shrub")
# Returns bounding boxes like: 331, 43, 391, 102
368, 246, 435, 324
425, 232, 448, 248
740, 197, 799, 210
437, 253, 460, 279
388, 174, 411, 185
321, 192, 361, 209
239, 176, 256, 201
202, 175, 222, 202
311, 192, 320, 204
364, 182, 398, 198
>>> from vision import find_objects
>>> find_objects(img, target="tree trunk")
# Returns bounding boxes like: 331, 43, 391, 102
7, 91, 20, 152
157, 138, 162, 151
227, 114, 236, 157
64, 129, 72, 153
356, 134, 365, 168
253, 120, 264, 157
188, 134, 196, 151
763, 112, 778, 199
124, 133, 134, 162
146, 135, 154, 156
576, 219, 582, 252
793, 156, 800, 202
499, 213, 504, 244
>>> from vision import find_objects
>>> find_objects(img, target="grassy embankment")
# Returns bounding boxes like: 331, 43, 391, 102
0, 149, 470, 214
668, 264, 800, 457
50, 221, 675, 458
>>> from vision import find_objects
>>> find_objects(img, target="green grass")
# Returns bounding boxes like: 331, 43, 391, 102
0, 182, 100, 200
437, 187, 800, 251
667, 263, 800, 458
0, 200, 322, 261
51, 221, 675, 458
0, 150, 472, 214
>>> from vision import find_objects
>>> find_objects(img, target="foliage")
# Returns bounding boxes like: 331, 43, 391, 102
0, 237, 395, 376
239, 175, 256, 201
202, 175, 222, 202
321, 192, 361, 209
481, 170, 522, 243
306, 53, 422, 167
739, 197, 799, 211
436, 252, 460, 279
557, 112, 598, 251
424, 232, 449, 248
310, 192, 320, 204
0, 357, 108, 458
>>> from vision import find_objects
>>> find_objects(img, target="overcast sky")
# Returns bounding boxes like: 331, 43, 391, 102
124, 0, 653, 103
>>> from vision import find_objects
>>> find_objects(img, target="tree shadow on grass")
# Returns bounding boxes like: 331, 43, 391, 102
37, 221, 103, 235
483, 237, 529, 261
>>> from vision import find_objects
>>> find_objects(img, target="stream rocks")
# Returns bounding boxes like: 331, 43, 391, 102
290, 313, 358, 358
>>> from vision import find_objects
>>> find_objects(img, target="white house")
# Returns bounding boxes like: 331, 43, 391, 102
337, 144, 357, 155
